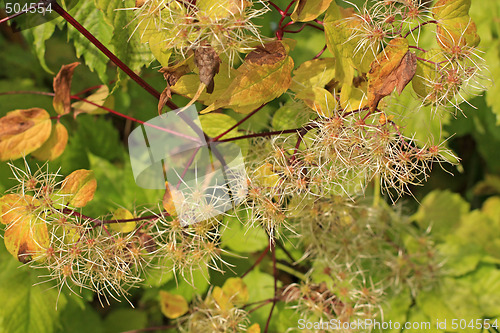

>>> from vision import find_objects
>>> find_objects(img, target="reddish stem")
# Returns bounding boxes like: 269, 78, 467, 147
211, 104, 265, 141
51, 2, 176, 109
241, 245, 270, 278
264, 243, 278, 333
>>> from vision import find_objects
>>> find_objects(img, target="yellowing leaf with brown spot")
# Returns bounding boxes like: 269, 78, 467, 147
296, 87, 338, 117
291, 0, 333, 22
4, 212, 49, 263
0, 108, 52, 161
109, 208, 136, 233
53, 62, 79, 115
290, 58, 336, 93
60, 169, 97, 208
202, 40, 295, 114
159, 290, 189, 319
367, 37, 416, 111
0, 194, 48, 263
212, 286, 233, 311
31, 122, 68, 161
222, 277, 249, 306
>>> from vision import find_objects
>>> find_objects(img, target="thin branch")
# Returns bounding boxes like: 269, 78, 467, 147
264, 243, 278, 333
51, 2, 176, 108
211, 104, 266, 141
241, 246, 270, 278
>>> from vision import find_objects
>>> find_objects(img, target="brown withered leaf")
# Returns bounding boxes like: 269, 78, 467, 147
53, 62, 80, 115
158, 64, 191, 114
194, 45, 221, 94
367, 38, 416, 111
245, 40, 287, 65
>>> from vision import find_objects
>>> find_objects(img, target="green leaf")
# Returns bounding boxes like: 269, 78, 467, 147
94, 0, 153, 73
411, 190, 469, 239
57, 297, 104, 333
73, 114, 125, 162
30, 21, 57, 74
163, 266, 210, 302
0, 242, 67, 333
461, 265, 500, 318
221, 215, 268, 253
200, 112, 249, 154
67, 1, 112, 83
103, 309, 148, 333
324, 3, 373, 85
272, 100, 311, 131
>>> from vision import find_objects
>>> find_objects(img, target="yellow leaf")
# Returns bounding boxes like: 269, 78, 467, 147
53, 62, 80, 115
212, 286, 233, 311
290, 58, 336, 93
163, 182, 183, 217
254, 163, 280, 189
172, 61, 236, 105
202, 40, 294, 114
0, 194, 38, 225
324, 4, 374, 85
222, 277, 249, 306
339, 82, 368, 112
432, 0, 480, 50
31, 122, 68, 161
0, 108, 52, 161
198, 0, 250, 20
291, 0, 333, 22
60, 169, 97, 208
248, 323, 261, 333
159, 290, 189, 319
109, 208, 136, 233
71, 86, 113, 116
296, 87, 338, 117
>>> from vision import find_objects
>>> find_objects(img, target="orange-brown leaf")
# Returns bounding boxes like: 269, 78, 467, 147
60, 169, 97, 208
162, 182, 181, 216
0, 108, 52, 161
367, 38, 416, 111
53, 62, 80, 115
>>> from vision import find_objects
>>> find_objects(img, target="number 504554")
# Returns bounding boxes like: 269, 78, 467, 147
5, 2, 53, 15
